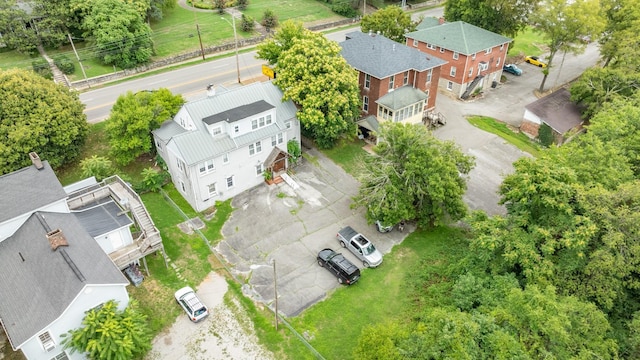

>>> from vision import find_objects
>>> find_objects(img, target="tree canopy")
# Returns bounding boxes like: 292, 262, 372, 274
0, 0, 39, 54
444, 0, 538, 38
0, 69, 88, 174
352, 122, 475, 228
62, 300, 152, 360
258, 20, 361, 148
599, 0, 640, 70
106, 88, 184, 165
360, 6, 416, 43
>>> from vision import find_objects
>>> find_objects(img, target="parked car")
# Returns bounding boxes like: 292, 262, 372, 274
503, 64, 523, 76
317, 248, 361, 285
174, 286, 209, 322
336, 226, 383, 267
375, 220, 393, 233
524, 55, 547, 67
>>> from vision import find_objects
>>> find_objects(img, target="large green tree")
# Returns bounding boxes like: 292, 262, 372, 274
0, 0, 39, 54
259, 21, 361, 148
599, 0, 640, 69
0, 69, 88, 174
62, 300, 152, 360
570, 67, 640, 118
359, 6, 416, 43
106, 88, 184, 166
530, 0, 606, 92
444, 0, 538, 38
352, 122, 475, 228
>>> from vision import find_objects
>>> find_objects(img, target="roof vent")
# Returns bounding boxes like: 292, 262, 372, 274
47, 228, 69, 251
206, 84, 216, 97
29, 152, 44, 170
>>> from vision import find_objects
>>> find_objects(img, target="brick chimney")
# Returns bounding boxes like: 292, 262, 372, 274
29, 152, 44, 170
47, 229, 69, 251
438, 17, 445, 25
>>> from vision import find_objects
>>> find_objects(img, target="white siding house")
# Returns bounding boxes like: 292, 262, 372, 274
153, 81, 301, 212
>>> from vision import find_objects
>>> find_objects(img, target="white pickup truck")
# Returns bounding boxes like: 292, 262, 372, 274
336, 226, 383, 268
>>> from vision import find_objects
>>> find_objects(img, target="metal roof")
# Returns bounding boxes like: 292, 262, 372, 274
340, 31, 447, 79
0, 161, 68, 224
376, 85, 429, 110
0, 211, 128, 348
203, 100, 274, 125
73, 200, 133, 237
405, 21, 512, 55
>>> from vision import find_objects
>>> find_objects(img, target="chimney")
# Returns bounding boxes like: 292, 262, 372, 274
47, 228, 69, 251
206, 84, 216, 97
29, 152, 43, 170
438, 17, 445, 25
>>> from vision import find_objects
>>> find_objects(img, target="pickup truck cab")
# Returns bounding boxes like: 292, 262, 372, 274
336, 226, 383, 268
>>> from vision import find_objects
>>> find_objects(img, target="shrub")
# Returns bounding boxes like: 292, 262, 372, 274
538, 123, 554, 147
332, 2, 357, 17
80, 155, 115, 181
31, 58, 53, 80
139, 167, 168, 193
214, 0, 225, 14
241, 14, 255, 32
53, 54, 75, 75
236, 0, 248, 10
261, 9, 278, 30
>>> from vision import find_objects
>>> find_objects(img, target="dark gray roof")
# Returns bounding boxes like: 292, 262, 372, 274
376, 85, 429, 110
73, 200, 133, 237
203, 100, 275, 125
0, 161, 68, 224
525, 88, 584, 134
0, 211, 128, 347
340, 31, 446, 79
405, 21, 512, 55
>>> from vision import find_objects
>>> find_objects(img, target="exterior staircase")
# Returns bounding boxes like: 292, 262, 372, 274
37, 44, 70, 88
461, 75, 484, 99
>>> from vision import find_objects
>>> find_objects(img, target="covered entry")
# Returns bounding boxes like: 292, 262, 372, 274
264, 146, 290, 177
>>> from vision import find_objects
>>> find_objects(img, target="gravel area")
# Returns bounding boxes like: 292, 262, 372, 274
145, 272, 274, 360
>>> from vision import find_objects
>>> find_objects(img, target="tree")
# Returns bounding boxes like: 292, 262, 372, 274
352, 122, 475, 228
353, 322, 406, 360
77, 0, 154, 69
360, 6, 415, 43
236, 0, 248, 11
147, 0, 176, 22
256, 20, 304, 65
444, 0, 538, 38
529, 0, 606, 92
241, 14, 255, 32
214, 0, 225, 14
62, 300, 152, 360
0, 0, 39, 54
106, 89, 184, 166
0, 69, 88, 174
261, 9, 278, 32
599, 0, 640, 69
570, 67, 640, 118
80, 155, 115, 181
268, 26, 361, 147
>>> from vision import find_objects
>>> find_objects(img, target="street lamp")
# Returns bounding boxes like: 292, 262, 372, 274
221, 15, 241, 84
249, 260, 278, 330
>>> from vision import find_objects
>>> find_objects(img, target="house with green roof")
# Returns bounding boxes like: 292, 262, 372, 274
405, 18, 512, 99
152, 81, 301, 212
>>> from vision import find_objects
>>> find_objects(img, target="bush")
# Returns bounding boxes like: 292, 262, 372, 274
236, 0, 248, 10
215, 0, 225, 14
80, 155, 115, 181
139, 167, 168, 193
53, 54, 75, 75
241, 14, 255, 32
261, 9, 278, 30
538, 123, 554, 147
332, 2, 357, 17
31, 58, 53, 80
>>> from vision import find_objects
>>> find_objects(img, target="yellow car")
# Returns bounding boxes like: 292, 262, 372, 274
525, 55, 547, 68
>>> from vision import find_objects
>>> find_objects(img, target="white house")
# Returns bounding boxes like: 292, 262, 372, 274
153, 81, 301, 212
0, 154, 130, 360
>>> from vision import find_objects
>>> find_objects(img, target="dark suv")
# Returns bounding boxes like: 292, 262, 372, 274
317, 248, 361, 285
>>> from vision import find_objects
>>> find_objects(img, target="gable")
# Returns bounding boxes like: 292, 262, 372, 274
405, 20, 512, 55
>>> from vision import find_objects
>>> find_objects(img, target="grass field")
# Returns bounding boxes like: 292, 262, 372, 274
467, 115, 541, 157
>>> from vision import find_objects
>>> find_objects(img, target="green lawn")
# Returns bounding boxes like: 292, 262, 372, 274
508, 26, 548, 59
467, 115, 541, 157
322, 137, 369, 176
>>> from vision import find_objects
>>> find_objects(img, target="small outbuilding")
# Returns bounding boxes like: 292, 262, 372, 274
520, 88, 585, 145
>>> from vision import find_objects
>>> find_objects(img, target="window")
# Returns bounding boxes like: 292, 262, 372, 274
180, 181, 185, 192
414, 103, 421, 115
447, 81, 453, 91
439, 47, 445, 53
176, 159, 185, 173
208, 183, 217, 197
450, 66, 457, 77
388, 76, 395, 90
223, 153, 229, 163
271, 135, 277, 146
427, 43, 436, 50
285, 121, 291, 129
39, 331, 55, 352
496, 57, 500, 67
266, 114, 272, 124
485, 48, 492, 54
412, 38, 418, 47
453, 52, 459, 60
469, 68, 473, 78
471, 53, 476, 60
51, 352, 69, 360
234, 125, 239, 133
425, 90, 430, 100
155, 140, 162, 149
479, 62, 489, 71
251, 119, 258, 130
212, 127, 221, 136
363, 96, 369, 111
226, 176, 234, 188
364, 74, 371, 89
259, 116, 265, 127
255, 164, 263, 176
403, 71, 409, 85
249, 141, 262, 155
199, 160, 215, 175
278, 133, 283, 144
500, 43, 505, 51
426, 69, 432, 83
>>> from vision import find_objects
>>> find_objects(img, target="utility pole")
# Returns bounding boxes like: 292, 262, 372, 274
67, 33, 89, 87
222, 14, 241, 83
194, 12, 205, 60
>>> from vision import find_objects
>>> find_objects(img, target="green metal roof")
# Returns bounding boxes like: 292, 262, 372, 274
405, 21, 512, 55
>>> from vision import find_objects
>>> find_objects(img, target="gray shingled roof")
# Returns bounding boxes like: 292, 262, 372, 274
340, 31, 446, 79
203, 100, 274, 125
0, 161, 68, 224
0, 211, 128, 347
525, 88, 584, 134
73, 200, 133, 237
155, 81, 297, 166
376, 85, 429, 110
405, 21, 512, 55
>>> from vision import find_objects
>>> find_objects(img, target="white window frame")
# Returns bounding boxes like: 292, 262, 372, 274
266, 114, 272, 124
39, 331, 55, 352
426, 68, 432, 83
259, 116, 265, 127
453, 52, 459, 60
469, 68, 473, 78
251, 119, 258, 130
439, 47, 445, 53
226, 176, 234, 188
271, 135, 277, 147
485, 48, 492, 54
496, 57, 501, 67
211, 126, 222, 136
471, 53, 476, 60
208, 183, 217, 197
388, 76, 395, 90
403, 71, 409, 85
412, 38, 418, 47
199, 160, 215, 175
427, 43, 436, 50
255, 164, 263, 176
364, 74, 371, 89
234, 125, 239, 134
500, 43, 505, 51
278, 133, 284, 144
222, 153, 229, 163
285, 121, 291, 129
51, 352, 69, 360
249, 141, 262, 156
363, 96, 369, 111
447, 81, 453, 91
450, 66, 456, 77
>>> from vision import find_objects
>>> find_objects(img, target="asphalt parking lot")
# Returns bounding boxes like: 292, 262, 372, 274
215, 42, 602, 319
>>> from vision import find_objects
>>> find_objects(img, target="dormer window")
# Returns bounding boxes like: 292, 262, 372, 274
252, 114, 272, 131
211, 126, 221, 136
